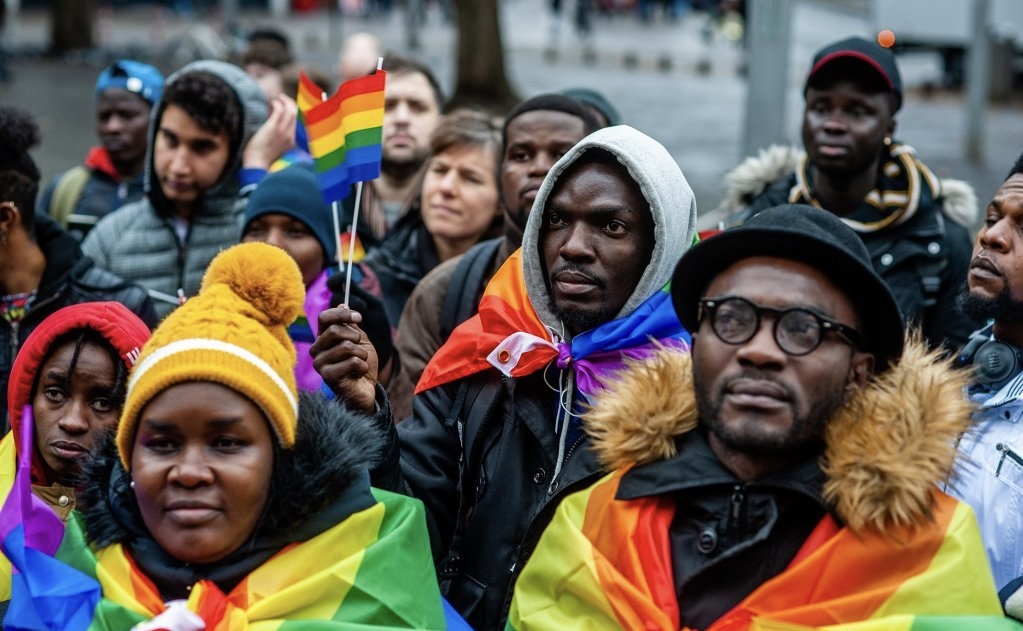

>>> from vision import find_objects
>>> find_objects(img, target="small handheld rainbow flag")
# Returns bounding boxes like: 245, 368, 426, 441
298, 69, 386, 205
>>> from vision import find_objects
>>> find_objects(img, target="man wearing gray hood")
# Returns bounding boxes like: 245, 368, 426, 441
82, 60, 296, 320
312, 125, 697, 630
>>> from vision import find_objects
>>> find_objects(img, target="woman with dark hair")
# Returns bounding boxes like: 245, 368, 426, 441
0, 301, 150, 609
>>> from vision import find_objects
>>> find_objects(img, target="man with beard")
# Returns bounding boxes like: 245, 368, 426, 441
507, 204, 1010, 630
947, 153, 1023, 611
385, 94, 600, 417
312, 125, 697, 629
714, 36, 980, 350
340, 54, 443, 257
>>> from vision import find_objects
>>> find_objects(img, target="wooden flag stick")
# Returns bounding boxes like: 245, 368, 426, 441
342, 181, 363, 306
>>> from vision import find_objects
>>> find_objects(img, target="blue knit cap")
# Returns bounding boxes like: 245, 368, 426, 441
95, 60, 164, 106
244, 165, 337, 263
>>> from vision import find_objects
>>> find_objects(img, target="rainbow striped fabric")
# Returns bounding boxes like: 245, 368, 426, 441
297, 70, 385, 204
0, 407, 99, 630
507, 469, 1019, 631
416, 248, 690, 395
9, 487, 460, 630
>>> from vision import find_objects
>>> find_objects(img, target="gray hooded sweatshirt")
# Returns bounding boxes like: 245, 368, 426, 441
522, 124, 697, 340
83, 60, 268, 320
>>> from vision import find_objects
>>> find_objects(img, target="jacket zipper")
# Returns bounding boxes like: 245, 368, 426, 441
729, 485, 745, 529
548, 434, 586, 497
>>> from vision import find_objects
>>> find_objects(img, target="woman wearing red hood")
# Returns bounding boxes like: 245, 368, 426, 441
0, 301, 150, 603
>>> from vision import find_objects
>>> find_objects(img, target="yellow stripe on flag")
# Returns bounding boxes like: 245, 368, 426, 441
243, 501, 387, 621
308, 108, 384, 155
871, 499, 1002, 618
508, 475, 627, 631
95, 545, 162, 617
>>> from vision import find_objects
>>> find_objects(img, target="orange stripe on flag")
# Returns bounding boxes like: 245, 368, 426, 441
297, 71, 327, 112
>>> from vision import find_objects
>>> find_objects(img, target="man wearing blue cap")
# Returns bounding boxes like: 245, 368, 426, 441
715, 36, 981, 352
37, 60, 164, 242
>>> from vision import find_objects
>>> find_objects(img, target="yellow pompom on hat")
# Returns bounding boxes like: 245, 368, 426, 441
117, 242, 306, 469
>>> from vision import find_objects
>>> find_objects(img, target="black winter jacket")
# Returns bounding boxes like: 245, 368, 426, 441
747, 174, 981, 349
0, 214, 156, 431
371, 370, 603, 630
362, 199, 436, 328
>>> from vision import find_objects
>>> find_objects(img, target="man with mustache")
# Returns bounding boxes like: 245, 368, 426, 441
508, 204, 1009, 630
312, 125, 697, 630
715, 36, 980, 351
947, 153, 1023, 611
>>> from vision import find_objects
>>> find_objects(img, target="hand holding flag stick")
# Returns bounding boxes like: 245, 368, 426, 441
297, 60, 386, 307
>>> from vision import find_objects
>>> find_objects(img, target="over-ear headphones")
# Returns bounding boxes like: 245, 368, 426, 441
958, 324, 1023, 389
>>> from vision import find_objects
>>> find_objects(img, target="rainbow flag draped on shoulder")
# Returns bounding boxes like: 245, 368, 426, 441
7, 486, 466, 630
0, 407, 100, 630
507, 470, 1019, 631
416, 248, 691, 395
297, 70, 385, 204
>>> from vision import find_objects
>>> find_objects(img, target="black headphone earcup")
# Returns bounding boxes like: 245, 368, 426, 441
974, 340, 1022, 388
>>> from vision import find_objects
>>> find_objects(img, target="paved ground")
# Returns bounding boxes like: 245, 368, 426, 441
1, 0, 1020, 228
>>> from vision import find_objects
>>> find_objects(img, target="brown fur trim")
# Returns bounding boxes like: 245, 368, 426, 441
584, 333, 974, 532
822, 333, 974, 532
584, 348, 698, 471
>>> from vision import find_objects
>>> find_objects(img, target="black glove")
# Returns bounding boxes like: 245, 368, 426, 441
327, 273, 394, 371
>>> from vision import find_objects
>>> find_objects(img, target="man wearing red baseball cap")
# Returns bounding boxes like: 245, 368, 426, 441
715, 35, 981, 352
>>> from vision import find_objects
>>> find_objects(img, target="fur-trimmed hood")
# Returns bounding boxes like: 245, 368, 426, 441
583, 336, 974, 533
81, 392, 383, 550
711, 144, 978, 229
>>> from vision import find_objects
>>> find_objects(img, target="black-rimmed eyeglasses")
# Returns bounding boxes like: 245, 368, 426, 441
697, 296, 862, 356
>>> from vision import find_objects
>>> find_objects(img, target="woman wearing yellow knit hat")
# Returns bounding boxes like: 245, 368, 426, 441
5, 242, 461, 630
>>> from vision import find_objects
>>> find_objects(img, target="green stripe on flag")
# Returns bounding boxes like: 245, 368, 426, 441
323, 490, 447, 628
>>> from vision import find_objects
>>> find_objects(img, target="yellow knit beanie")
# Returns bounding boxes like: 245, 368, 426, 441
117, 242, 305, 469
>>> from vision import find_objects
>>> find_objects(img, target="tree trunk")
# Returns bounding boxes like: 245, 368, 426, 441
50, 0, 95, 54
450, 0, 519, 114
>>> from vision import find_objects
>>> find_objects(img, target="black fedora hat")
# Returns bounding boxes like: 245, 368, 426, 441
672, 204, 904, 370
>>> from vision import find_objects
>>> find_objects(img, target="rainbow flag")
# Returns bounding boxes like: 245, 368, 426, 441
507, 470, 1018, 631
41, 488, 465, 629
416, 248, 691, 395
0, 406, 99, 631
298, 70, 385, 205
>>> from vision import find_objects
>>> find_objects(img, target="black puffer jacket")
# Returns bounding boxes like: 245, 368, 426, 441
0, 214, 155, 432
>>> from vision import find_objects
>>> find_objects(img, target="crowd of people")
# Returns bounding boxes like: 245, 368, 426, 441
1, 26, 1023, 630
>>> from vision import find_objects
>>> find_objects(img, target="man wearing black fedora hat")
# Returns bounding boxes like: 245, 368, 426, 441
506, 204, 1008, 629
714, 35, 981, 352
